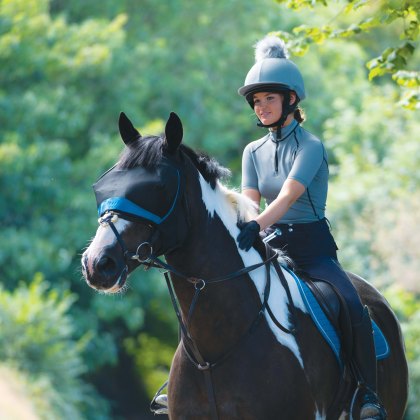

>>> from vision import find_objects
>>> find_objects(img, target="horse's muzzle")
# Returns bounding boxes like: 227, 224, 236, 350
82, 247, 128, 293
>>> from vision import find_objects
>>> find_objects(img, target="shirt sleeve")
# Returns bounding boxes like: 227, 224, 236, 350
288, 140, 324, 188
241, 144, 259, 191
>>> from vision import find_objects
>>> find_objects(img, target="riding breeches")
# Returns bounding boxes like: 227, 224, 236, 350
264, 219, 364, 324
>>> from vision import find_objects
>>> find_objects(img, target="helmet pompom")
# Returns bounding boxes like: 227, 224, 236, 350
254, 35, 289, 62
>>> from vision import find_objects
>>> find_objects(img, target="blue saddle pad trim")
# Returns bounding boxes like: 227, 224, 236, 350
286, 268, 390, 366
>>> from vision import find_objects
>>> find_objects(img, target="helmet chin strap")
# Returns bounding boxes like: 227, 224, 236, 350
256, 92, 297, 140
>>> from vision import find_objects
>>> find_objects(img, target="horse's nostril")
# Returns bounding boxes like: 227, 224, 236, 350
97, 255, 117, 275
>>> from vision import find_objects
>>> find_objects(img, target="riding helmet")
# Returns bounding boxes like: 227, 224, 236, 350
238, 35, 306, 108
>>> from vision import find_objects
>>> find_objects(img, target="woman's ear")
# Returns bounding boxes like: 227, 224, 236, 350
290, 92, 297, 105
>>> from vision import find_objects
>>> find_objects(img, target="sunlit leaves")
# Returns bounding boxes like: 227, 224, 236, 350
397, 89, 420, 109
125, 333, 173, 398
367, 42, 415, 79
274, 0, 420, 108
293, 24, 332, 42
393, 69, 420, 87
275, 0, 327, 9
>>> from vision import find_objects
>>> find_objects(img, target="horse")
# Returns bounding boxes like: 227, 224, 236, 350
81, 111, 408, 419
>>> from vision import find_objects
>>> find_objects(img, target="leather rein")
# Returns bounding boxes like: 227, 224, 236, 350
99, 211, 297, 419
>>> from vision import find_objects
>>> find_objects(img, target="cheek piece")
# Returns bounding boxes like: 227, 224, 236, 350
92, 159, 190, 273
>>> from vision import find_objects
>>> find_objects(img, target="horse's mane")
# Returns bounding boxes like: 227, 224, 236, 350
117, 134, 288, 262
118, 134, 231, 188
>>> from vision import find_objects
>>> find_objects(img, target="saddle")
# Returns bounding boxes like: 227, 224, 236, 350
288, 267, 390, 367
298, 270, 354, 361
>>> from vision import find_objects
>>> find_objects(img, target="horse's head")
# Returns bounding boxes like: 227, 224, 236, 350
82, 112, 190, 292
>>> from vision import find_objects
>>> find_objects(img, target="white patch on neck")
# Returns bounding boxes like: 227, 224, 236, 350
199, 175, 307, 368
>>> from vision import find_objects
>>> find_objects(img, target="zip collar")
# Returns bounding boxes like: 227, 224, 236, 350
269, 119, 298, 143
269, 119, 299, 174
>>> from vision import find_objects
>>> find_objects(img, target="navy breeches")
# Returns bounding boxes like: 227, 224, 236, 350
264, 219, 364, 324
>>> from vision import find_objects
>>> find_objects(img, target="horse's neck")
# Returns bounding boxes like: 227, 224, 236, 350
165, 188, 263, 358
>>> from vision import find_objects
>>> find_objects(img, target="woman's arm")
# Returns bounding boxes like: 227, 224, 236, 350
242, 188, 261, 209
254, 178, 305, 230
237, 179, 305, 251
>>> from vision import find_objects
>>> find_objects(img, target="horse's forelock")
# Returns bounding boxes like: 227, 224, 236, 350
117, 137, 229, 187
118, 135, 164, 170
116, 136, 257, 224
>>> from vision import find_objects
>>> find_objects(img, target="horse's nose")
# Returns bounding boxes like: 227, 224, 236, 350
95, 250, 120, 278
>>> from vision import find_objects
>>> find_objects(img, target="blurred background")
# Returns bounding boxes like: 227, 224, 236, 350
0, 0, 419, 418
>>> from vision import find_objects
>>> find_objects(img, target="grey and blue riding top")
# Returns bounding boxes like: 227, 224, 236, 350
241, 119, 328, 224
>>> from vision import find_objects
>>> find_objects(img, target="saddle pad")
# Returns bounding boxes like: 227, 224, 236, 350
286, 268, 390, 365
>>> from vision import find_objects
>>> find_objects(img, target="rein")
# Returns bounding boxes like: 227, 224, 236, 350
100, 211, 296, 419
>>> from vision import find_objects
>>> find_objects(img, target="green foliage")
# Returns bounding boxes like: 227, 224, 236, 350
1, 0, 419, 417
125, 333, 174, 399
325, 86, 420, 282
402, 309, 420, 419
384, 287, 420, 419
0, 274, 109, 418
275, 0, 420, 109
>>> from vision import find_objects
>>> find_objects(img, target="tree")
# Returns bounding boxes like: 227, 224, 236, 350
2, 0, 419, 416
274, 0, 420, 109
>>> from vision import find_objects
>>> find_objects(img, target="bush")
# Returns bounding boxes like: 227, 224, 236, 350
0, 274, 110, 419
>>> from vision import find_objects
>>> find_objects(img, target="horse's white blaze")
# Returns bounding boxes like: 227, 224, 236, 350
199, 176, 307, 368
86, 218, 131, 258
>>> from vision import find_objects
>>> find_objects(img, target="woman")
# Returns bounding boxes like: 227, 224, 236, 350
236, 36, 386, 420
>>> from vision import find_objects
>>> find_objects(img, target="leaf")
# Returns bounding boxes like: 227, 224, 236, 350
380, 9, 401, 25
358, 16, 381, 31
353, 0, 370, 11
275, 0, 329, 10
393, 71, 420, 88
397, 90, 420, 110
366, 43, 415, 80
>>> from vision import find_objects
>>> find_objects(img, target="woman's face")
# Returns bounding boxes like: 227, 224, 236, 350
253, 92, 283, 126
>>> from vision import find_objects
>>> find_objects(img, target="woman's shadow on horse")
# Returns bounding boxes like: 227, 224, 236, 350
82, 112, 408, 420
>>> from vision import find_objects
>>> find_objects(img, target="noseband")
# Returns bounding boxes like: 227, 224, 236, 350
98, 211, 297, 420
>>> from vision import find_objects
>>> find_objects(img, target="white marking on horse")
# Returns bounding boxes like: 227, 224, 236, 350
199, 175, 307, 368
85, 218, 131, 260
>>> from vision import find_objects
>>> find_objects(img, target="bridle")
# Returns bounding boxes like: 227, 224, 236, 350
98, 210, 298, 419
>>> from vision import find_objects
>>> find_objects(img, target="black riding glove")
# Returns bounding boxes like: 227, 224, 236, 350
236, 220, 261, 251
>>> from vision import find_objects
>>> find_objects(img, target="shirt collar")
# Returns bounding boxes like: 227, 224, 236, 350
268, 119, 298, 142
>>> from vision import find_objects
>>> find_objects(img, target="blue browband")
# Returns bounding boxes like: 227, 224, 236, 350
98, 169, 181, 225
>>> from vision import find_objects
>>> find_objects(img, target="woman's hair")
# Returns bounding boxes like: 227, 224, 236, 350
294, 107, 305, 123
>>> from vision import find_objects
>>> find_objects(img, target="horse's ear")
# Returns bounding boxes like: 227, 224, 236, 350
164, 112, 183, 154
119, 112, 141, 145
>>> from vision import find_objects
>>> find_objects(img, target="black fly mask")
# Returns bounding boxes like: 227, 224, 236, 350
92, 112, 189, 256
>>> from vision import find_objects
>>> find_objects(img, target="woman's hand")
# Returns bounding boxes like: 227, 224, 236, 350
237, 220, 261, 251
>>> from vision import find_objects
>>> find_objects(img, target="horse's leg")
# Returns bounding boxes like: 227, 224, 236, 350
349, 273, 409, 419
293, 310, 345, 418
168, 320, 327, 419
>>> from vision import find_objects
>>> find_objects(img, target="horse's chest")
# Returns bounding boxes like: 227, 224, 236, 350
169, 327, 316, 419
